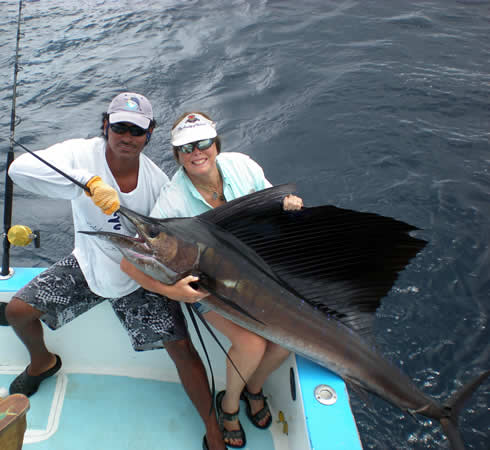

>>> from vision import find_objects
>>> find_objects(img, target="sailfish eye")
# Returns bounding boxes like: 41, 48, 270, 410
147, 225, 161, 239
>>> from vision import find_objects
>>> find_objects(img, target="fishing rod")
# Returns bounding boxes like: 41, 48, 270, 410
2, 0, 24, 278
0, 135, 92, 272
9, 138, 90, 193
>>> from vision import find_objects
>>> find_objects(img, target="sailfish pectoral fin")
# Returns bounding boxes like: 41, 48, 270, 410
200, 286, 265, 325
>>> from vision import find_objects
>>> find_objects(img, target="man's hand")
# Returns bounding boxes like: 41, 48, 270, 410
86, 176, 120, 215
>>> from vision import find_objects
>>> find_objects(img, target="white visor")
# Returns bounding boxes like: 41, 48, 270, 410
171, 114, 217, 146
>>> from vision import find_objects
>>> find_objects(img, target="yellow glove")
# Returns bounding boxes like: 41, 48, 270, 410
85, 176, 120, 215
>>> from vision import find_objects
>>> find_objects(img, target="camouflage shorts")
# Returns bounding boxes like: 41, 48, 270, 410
15, 254, 188, 351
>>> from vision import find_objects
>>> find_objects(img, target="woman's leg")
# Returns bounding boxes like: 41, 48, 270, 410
245, 342, 290, 426
204, 311, 267, 446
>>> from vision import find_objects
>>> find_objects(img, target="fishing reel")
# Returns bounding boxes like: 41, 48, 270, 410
6, 225, 40, 248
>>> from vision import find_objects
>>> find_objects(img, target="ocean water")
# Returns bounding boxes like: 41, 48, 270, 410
0, 0, 488, 448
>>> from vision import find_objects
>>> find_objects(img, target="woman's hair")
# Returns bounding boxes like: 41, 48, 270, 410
100, 112, 157, 141
171, 111, 221, 163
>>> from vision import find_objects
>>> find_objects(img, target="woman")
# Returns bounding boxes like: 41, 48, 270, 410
121, 112, 303, 449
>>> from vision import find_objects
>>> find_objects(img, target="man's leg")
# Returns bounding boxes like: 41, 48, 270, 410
112, 290, 226, 449
5, 298, 57, 376
0, 302, 8, 325
166, 338, 226, 450
6, 255, 102, 396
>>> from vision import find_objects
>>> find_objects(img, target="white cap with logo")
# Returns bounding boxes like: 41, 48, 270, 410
171, 113, 217, 146
107, 92, 153, 129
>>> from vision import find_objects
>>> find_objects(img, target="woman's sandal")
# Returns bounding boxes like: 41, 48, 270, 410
216, 390, 246, 449
240, 387, 272, 429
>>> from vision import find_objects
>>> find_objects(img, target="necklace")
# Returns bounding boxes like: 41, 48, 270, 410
194, 183, 225, 201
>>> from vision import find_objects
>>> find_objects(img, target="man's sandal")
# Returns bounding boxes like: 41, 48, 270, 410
202, 435, 209, 450
240, 387, 272, 429
202, 435, 229, 450
0, 302, 8, 326
9, 355, 62, 397
203, 435, 208, 450
216, 390, 246, 449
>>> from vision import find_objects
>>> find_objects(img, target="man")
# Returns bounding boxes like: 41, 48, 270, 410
1, 93, 225, 450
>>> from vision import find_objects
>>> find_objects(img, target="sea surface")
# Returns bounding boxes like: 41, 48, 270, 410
0, 0, 488, 448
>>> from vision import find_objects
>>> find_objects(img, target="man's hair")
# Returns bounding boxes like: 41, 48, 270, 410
171, 111, 221, 162
100, 113, 157, 141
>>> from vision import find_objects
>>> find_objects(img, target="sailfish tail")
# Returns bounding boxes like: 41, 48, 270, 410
440, 370, 490, 450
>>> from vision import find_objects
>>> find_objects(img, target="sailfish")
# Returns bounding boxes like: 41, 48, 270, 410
81, 184, 489, 449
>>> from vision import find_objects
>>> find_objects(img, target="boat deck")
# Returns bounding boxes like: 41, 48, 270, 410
0, 371, 279, 449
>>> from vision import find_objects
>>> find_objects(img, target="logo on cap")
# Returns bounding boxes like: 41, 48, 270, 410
186, 114, 199, 123
125, 98, 141, 111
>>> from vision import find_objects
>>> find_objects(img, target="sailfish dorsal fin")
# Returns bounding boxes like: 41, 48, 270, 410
198, 185, 427, 337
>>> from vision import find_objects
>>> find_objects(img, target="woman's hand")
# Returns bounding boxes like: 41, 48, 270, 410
121, 257, 209, 303
162, 275, 210, 303
283, 194, 303, 211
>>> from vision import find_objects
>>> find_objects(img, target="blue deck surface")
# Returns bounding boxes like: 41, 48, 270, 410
0, 267, 46, 292
0, 372, 275, 450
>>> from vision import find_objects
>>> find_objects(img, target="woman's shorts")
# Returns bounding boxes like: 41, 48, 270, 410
193, 300, 213, 315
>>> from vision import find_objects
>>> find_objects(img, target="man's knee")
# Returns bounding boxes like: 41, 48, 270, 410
166, 338, 200, 363
5, 297, 42, 326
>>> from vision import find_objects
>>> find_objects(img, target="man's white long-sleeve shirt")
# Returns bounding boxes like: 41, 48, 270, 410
9, 137, 168, 298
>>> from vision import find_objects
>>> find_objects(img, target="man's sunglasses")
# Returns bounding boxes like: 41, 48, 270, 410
110, 123, 147, 137
177, 138, 215, 154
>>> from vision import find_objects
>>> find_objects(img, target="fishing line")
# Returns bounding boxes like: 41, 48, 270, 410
186, 304, 216, 415
187, 303, 247, 385
186, 303, 247, 411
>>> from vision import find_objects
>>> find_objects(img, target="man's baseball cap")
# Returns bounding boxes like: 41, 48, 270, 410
107, 93, 153, 129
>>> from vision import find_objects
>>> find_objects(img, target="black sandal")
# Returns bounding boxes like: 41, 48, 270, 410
216, 390, 246, 449
9, 354, 62, 397
0, 302, 8, 326
202, 434, 228, 450
240, 387, 272, 429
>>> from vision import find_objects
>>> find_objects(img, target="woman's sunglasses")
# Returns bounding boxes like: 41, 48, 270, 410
177, 138, 215, 154
110, 123, 147, 137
